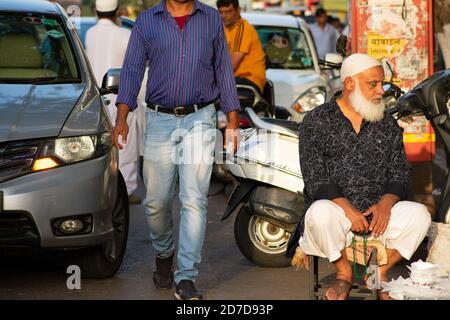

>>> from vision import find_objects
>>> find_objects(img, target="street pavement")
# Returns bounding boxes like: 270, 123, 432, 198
0, 179, 425, 300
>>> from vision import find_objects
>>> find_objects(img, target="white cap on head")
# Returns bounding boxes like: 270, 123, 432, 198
340, 53, 382, 82
96, 0, 119, 12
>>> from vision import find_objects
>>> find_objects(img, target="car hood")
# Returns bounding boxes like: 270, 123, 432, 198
0, 84, 85, 143
266, 69, 326, 95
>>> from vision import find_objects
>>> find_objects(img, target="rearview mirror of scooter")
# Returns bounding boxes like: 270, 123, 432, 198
336, 34, 348, 57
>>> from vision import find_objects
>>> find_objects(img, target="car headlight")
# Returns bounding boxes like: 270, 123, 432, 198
32, 132, 112, 172
291, 86, 326, 113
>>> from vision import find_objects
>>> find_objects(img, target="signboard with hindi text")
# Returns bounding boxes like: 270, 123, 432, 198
351, 0, 434, 162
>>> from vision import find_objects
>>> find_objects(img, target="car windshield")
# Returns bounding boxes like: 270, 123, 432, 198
254, 26, 314, 70
0, 12, 80, 83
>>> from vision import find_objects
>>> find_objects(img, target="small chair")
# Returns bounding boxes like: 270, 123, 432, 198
307, 240, 387, 300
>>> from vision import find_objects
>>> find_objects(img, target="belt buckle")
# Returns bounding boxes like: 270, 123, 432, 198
174, 106, 185, 117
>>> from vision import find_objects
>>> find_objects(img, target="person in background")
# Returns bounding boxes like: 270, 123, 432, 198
217, 0, 266, 95
329, 16, 344, 34
309, 8, 338, 59
85, 0, 141, 204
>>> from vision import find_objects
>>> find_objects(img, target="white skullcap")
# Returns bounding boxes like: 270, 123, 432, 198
96, 0, 119, 12
340, 53, 382, 82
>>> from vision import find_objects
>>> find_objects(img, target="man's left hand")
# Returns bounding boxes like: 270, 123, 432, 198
363, 194, 399, 237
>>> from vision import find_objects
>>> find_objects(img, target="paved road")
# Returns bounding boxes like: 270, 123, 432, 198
0, 179, 423, 300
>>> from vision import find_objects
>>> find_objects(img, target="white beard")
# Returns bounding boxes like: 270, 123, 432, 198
349, 81, 385, 122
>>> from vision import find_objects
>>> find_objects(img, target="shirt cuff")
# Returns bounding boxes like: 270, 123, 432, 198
385, 182, 408, 200
315, 183, 344, 200
219, 99, 241, 113
115, 96, 137, 111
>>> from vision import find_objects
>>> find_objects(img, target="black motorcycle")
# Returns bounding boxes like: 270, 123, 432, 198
386, 68, 450, 223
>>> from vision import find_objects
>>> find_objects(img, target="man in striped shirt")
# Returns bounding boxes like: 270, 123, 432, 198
217, 0, 266, 94
114, 0, 240, 300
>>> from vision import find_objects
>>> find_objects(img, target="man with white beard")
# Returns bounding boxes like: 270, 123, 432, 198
288, 54, 431, 300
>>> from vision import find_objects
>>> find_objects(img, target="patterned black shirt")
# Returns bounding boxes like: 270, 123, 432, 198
299, 95, 410, 216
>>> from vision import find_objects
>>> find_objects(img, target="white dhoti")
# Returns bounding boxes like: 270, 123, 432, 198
136, 68, 148, 158
299, 200, 431, 262
105, 94, 139, 195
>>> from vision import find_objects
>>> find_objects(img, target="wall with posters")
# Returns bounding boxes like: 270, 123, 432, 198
351, 0, 434, 162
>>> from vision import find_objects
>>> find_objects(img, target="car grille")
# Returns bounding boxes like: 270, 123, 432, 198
0, 141, 41, 183
0, 212, 40, 247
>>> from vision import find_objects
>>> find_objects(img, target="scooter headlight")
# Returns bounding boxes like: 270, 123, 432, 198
291, 86, 326, 113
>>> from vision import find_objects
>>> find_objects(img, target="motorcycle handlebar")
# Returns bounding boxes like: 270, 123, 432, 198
318, 59, 342, 69
386, 105, 399, 116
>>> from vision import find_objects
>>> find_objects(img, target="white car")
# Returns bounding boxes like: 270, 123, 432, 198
242, 12, 333, 122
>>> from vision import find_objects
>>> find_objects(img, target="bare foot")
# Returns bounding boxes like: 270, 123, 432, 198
302, 253, 309, 270
378, 273, 391, 300
291, 247, 310, 270
324, 278, 352, 300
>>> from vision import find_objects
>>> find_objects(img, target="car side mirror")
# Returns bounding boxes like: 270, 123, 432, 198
100, 68, 121, 95
322, 53, 343, 77
324, 53, 343, 65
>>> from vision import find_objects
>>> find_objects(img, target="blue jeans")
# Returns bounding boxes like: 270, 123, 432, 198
142, 105, 217, 283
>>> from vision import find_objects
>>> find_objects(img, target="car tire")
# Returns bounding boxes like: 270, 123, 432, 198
73, 172, 129, 279
234, 205, 291, 268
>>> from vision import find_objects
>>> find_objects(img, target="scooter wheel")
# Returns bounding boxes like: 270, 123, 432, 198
234, 205, 291, 268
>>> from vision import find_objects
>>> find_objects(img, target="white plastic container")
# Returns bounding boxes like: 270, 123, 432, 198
411, 274, 437, 288
408, 260, 438, 288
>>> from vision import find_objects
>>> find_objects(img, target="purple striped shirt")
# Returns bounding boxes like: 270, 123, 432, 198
116, 0, 240, 113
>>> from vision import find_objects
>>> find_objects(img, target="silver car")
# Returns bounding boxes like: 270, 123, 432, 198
0, 0, 128, 278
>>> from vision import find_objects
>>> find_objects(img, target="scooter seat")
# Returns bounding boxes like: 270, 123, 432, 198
260, 118, 300, 136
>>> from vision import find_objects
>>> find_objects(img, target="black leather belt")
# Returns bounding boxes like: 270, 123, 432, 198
146, 101, 216, 117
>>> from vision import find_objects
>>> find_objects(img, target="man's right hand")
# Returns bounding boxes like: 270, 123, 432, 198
113, 104, 131, 149
332, 198, 369, 234
345, 207, 370, 234
224, 110, 240, 155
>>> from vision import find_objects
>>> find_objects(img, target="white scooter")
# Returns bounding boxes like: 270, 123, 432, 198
222, 108, 303, 267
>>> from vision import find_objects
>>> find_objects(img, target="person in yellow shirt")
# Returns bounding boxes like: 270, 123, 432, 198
217, 0, 266, 94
